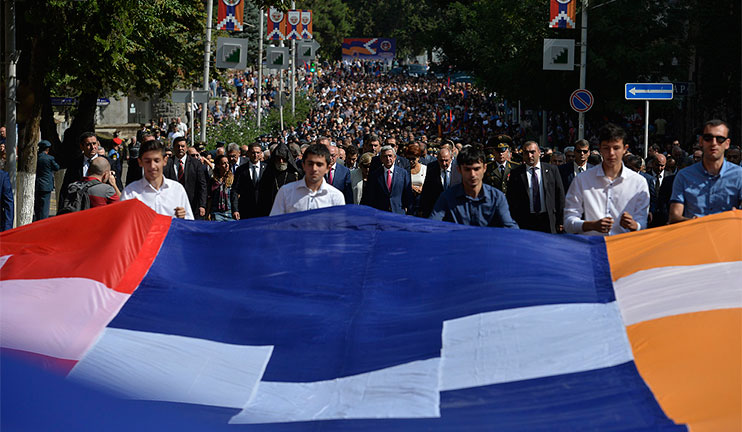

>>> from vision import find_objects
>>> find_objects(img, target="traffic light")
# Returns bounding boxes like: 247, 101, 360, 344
310, 62, 316, 73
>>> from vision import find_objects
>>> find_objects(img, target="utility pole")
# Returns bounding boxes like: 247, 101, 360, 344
5, 0, 18, 197
257, 9, 264, 129
201, 0, 214, 143
290, 1, 296, 117
578, 0, 588, 140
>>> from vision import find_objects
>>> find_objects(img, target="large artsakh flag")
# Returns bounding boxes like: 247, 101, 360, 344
1, 200, 740, 431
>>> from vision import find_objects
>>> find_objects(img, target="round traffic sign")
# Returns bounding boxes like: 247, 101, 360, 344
570, 89, 593, 113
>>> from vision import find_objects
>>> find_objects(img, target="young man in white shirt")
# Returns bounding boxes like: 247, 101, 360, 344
270, 144, 345, 215
563, 123, 649, 236
121, 139, 194, 219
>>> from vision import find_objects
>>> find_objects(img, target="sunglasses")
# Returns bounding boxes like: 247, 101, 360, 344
577, 149, 590, 154
702, 134, 729, 144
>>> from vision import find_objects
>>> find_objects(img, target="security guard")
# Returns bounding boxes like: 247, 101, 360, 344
484, 135, 519, 194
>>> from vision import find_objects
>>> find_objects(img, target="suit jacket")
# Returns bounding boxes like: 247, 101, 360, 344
361, 166, 413, 214
327, 163, 353, 205
485, 160, 518, 193
558, 162, 594, 192
640, 171, 658, 215
230, 156, 249, 175
164, 156, 207, 217
0, 170, 14, 231
506, 163, 565, 233
419, 161, 461, 218
653, 173, 675, 227
233, 161, 266, 218
36, 153, 60, 193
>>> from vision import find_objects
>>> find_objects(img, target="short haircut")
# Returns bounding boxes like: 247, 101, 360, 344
380, 145, 396, 155
139, 138, 166, 157
289, 143, 301, 159
345, 145, 358, 157
624, 154, 643, 171
521, 140, 539, 150
303, 143, 331, 165
78, 131, 97, 144
564, 146, 575, 153
598, 123, 627, 144
457, 146, 485, 166
574, 139, 590, 148
704, 119, 730, 131
173, 136, 187, 146
87, 157, 110, 176
227, 142, 240, 153
368, 134, 380, 143
249, 142, 263, 151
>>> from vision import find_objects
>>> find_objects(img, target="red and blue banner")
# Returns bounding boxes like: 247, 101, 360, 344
549, 0, 576, 29
1, 200, 740, 431
217, 0, 244, 32
342, 38, 396, 61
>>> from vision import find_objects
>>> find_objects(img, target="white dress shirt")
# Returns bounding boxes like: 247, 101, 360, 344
564, 163, 650, 236
440, 166, 452, 189
174, 155, 187, 178
249, 162, 261, 183
525, 162, 546, 213
573, 162, 588, 177
121, 177, 194, 219
82, 155, 98, 177
269, 178, 345, 215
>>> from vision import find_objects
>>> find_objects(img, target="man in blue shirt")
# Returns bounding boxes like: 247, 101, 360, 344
429, 146, 518, 228
669, 119, 742, 223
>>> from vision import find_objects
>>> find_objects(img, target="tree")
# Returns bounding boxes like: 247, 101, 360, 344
296, 0, 353, 61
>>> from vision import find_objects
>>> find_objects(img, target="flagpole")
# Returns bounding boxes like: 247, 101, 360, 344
201, 0, 214, 143
578, 0, 588, 140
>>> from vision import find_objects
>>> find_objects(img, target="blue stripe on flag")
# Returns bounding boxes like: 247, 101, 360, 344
109, 207, 615, 383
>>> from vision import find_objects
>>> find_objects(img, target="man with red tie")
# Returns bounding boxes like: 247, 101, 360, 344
164, 136, 207, 219
361, 146, 413, 214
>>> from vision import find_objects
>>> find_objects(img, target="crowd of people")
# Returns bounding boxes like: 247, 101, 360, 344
4, 60, 741, 234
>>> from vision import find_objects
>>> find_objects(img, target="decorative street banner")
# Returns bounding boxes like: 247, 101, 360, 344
549, 0, 576, 29
286, 10, 301, 40
266, 7, 286, 40
217, 0, 244, 31
301, 10, 313, 39
342, 38, 396, 60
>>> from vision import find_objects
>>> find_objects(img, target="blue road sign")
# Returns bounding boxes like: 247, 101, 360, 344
625, 83, 674, 100
570, 89, 593, 113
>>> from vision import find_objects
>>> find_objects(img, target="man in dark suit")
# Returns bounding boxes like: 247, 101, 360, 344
484, 137, 519, 194
233, 142, 266, 219
361, 145, 413, 214
0, 169, 13, 231
559, 139, 594, 192
60, 132, 101, 204
227, 142, 248, 175
420, 147, 457, 217
164, 136, 207, 219
506, 141, 565, 233
369, 137, 410, 173
326, 145, 353, 204
34, 140, 60, 221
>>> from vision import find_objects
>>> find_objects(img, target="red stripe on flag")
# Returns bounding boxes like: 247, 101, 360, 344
1, 347, 78, 375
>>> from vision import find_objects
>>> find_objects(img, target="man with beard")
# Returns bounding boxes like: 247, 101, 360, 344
257, 143, 302, 216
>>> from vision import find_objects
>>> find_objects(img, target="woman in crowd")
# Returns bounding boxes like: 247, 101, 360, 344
207, 154, 238, 221
407, 143, 426, 216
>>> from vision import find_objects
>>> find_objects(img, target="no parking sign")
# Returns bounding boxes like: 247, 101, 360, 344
570, 89, 593, 112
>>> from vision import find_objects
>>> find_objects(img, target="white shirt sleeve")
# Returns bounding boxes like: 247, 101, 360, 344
629, 178, 650, 231
269, 186, 288, 216
564, 176, 586, 234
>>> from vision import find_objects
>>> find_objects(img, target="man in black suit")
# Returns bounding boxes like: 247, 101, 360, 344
227, 142, 248, 175
164, 136, 207, 219
361, 145, 413, 214
60, 132, 102, 203
420, 147, 457, 217
559, 139, 594, 192
326, 144, 354, 204
233, 142, 266, 219
506, 141, 565, 233
369, 136, 410, 173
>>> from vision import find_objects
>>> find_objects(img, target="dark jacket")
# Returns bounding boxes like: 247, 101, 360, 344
256, 144, 302, 216
36, 152, 60, 193
506, 163, 565, 233
361, 165, 413, 214
233, 161, 266, 218
327, 163, 353, 205
0, 170, 14, 231
164, 155, 208, 219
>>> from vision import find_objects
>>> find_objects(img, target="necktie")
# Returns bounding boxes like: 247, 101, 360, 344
178, 159, 184, 183
252, 165, 259, 185
443, 169, 449, 189
531, 167, 541, 213
328, 167, 334, 185
578, 166, 584, 173
386, 169, 392, 192
500, 165, 505, 175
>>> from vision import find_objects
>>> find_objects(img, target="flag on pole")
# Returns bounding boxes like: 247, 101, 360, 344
217, 0, 244, 31
286, 10, 301, 40
267, 7, 286, 40
549, 0, 576, 29
1, 201, 740, 431
301, 10, 313, 39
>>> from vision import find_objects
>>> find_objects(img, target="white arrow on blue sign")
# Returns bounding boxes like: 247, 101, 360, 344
625, 83, 674, 100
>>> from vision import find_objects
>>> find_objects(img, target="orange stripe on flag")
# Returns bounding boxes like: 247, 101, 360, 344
626, 309, 742, 432
605, 210, 742, 281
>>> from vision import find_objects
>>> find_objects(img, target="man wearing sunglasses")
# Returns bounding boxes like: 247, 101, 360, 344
559, 139, 594, 191
669, 119, 742, 223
